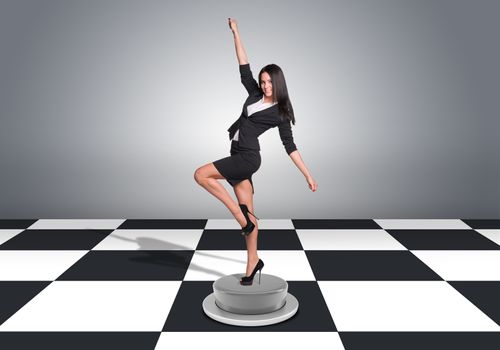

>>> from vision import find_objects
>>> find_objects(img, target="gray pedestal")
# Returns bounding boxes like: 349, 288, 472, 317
202, 273, 299, 327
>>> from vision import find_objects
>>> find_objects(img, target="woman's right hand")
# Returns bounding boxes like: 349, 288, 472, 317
228, 18, 238, 33
306, 175, 318, 192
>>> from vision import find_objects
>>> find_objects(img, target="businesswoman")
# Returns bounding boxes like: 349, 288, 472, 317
194, 18, 318, 286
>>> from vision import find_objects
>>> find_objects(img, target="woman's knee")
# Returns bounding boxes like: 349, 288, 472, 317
194, 163, 224, 184
194, 166, 205, 184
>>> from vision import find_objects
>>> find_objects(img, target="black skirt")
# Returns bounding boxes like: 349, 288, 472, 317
212, 140, 261, 194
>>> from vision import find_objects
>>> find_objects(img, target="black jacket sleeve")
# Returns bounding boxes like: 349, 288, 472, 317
278, 118, 298, 155
227, 117, 241, 140
239, 63, 260, 95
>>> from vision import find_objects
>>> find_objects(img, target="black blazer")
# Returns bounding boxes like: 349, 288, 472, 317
227, 63, 298, 155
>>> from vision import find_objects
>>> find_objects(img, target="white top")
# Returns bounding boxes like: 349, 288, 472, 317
231, 95, 278, 142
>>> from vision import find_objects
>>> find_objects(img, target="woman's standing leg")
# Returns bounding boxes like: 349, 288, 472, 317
233, 179, 260, 277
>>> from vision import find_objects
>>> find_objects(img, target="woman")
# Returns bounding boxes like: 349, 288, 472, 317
194, 18, 318, 286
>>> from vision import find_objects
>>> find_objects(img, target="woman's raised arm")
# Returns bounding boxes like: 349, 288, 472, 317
228, 18, 248, 65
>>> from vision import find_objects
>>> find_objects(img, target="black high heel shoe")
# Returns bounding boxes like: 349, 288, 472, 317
240, 259, 264, 286
239, 203, 260, 236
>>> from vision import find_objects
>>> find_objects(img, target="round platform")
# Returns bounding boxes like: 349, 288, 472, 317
203, 292, 298, 327
213, 273, 288, 314
203, 273, 299, 326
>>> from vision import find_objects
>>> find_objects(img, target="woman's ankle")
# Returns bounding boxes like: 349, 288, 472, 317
247, 254, 259, 262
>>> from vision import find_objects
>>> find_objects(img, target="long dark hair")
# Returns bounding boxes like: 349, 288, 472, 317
258, 64, 296, 125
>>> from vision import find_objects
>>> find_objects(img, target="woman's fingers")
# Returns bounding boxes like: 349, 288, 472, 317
228, 17, 238, 32
308, 178, 318, 192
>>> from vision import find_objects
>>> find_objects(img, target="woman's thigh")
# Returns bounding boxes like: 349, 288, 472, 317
195, 162, 225, 180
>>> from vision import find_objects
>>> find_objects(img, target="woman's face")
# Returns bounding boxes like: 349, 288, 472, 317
260, 72, 273, 98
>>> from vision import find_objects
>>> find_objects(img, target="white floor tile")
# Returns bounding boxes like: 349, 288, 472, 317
411, 250, 500, 281
92, 229, 203, 250
155, 331, 345, 350
0, 251, 88, 281
204, 219, 236, 229
256, 219, 295, 229
184, 250, 315, 281
0, 229, 24, 245
375, 219, 470, 230
318, 280, 500, 331
0, 281, 181, 331
297, 229, 406, 250
28, 219, 125, 230
477, 229, 500, 246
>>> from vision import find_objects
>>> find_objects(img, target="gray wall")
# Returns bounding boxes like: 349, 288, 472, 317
1, 0, 498, 219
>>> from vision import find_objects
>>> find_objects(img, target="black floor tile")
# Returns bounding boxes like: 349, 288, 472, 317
340, 331, 500, 350
0, 332, 161, 350
118, 219, 207, 229
0, 230, 111, 250
163, 281, 336, 331
56, 250, 194, 280
0, 281, 51, 326
196, 229, 302, 250
387, 229, 500, 250
0, 220, 37, 229
449, 281, 500, 326
292, 219, 381, 229
306, 250, 443, 280
462, 220, 500, 229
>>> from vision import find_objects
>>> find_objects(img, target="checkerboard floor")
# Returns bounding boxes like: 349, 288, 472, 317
0, 219, 499, 349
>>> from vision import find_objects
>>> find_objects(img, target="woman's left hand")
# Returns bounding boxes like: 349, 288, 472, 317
306, 175, 318, 192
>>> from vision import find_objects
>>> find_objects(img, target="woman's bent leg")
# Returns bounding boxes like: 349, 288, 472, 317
194, 162, 246, 227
